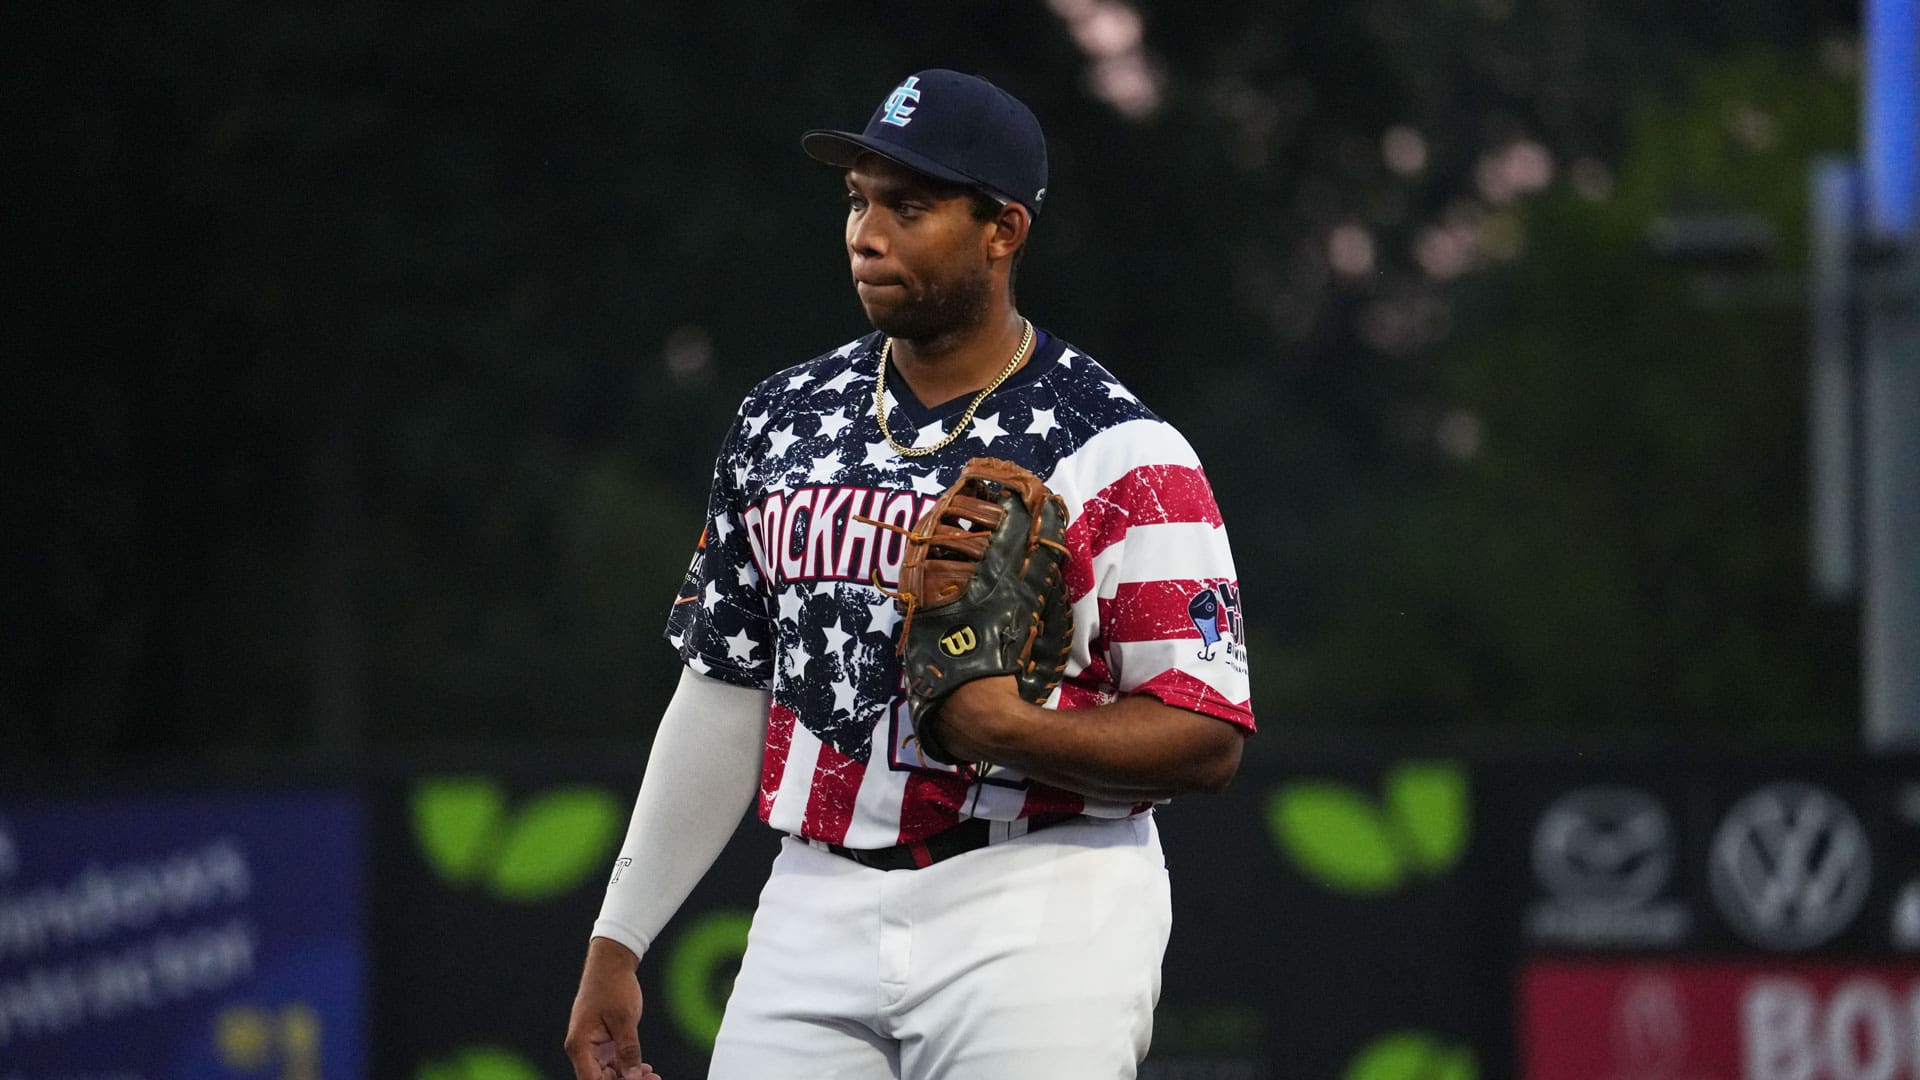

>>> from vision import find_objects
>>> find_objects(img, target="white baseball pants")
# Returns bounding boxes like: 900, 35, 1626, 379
707, 813, 1173, 1079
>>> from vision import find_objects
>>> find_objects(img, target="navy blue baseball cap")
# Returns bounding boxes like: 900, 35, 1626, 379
802, 69, 1048, 214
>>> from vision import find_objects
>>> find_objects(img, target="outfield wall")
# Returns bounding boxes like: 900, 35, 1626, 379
3, 751, 1917, 1078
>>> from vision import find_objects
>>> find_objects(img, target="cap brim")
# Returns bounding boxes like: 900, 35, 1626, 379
801, 129, 1000, 199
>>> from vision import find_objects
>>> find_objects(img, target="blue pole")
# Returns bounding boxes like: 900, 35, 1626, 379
1863, 0, 1918, 238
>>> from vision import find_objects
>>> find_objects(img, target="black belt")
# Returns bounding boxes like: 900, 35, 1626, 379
819, 812, 1080, 871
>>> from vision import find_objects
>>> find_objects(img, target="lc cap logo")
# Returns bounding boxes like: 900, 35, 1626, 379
412, 778, 624, 903
880, 76, 922, 127
1267, 761, 1469, 894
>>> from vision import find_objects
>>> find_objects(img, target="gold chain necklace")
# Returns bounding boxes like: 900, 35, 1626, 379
874, 319, 1033, 457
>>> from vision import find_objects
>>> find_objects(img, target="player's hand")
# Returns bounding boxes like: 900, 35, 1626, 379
564, 937, 659, 1080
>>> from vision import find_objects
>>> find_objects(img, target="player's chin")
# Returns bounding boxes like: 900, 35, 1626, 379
860, 300, 926, 340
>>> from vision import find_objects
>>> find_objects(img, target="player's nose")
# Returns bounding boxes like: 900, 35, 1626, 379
847, 208, 888, 258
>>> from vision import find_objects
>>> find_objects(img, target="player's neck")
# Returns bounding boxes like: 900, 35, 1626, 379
886, 308, 1031, 409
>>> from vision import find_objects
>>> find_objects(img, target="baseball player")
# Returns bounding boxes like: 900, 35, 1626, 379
565, 69, 1255, 1080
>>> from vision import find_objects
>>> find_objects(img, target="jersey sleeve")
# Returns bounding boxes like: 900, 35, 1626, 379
1058, 419, 1255, 733
664, 409, 775, 690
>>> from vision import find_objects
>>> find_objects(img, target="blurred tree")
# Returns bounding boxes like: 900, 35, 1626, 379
1277, 50, 1860, 738
4, 0, 1861, 763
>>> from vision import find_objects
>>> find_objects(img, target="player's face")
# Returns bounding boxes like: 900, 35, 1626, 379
844, 157, 996, 343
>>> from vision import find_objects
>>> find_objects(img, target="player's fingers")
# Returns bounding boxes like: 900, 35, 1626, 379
611, 1017, 649, 1079
562, 1020, 615, 1080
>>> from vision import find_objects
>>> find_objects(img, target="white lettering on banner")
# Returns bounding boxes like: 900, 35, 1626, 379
0, 919, 256, 1047
1742, 976, 1920, 1080
0, 840, 251, 964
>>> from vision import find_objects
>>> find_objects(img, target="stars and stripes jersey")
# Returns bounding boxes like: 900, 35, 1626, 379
667, 327, 1254, 849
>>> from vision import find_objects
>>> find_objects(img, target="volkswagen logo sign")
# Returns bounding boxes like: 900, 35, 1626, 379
1709, 782, 1871, 950
1534, 787, 1674, 907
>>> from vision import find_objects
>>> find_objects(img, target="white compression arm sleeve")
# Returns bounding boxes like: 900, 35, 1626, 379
590, 666, 770, 961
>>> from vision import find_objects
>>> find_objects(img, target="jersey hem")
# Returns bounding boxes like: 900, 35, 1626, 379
675, 650, 772, 691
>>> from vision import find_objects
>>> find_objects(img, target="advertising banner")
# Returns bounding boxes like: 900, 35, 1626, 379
367, 758, 1502, 1080
1487, 766, 1920, 959
367, 772, 781, 1080
0, 792, 364, 1080
1520, 958, 1920, 1079
1148, 757, 1498, 1079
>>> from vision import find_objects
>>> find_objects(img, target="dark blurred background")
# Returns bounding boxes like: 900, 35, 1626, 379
8, 0, 1874, 767
12, 5, 1920, 1079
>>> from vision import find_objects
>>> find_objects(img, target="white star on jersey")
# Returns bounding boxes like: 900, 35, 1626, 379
807, 450, 844, 484
911, 471, 946, 496
970, 411, 1008, 447
745, 412, 770, 436
818, 367, 863, 394
1026, 408, 1059, 438
862, 594, 894, 635
862, 440, 900, 470
785, 372, 814, 392
768, 427, 800, 458
725, 628, 758, 661
822, 620, 852, 658
817, 411, 854, 440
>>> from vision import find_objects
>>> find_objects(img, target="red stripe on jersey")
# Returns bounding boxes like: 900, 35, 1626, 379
759, 703, 797, 822
1100, 579, 1236, 643
1019, 783, 1087, 818
1055, 679, 1110, 711
1134, 668, 1256, 732
897, 772, 969, 844
800, 740, 865, 845
1064, 464, 1223, 602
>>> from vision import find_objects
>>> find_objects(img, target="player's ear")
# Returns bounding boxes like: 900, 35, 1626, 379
985, 203, 1030, 263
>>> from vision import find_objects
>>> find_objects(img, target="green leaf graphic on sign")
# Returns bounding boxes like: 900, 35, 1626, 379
489, 786, 624, 901
1268, 783, 1402, 893
1431, 1047, 1479, 1080
1346, 1032, 1433, 1080
666, 910, 753, 1049
416, 1047, 541, 1080
1344, 1032, 1478, 1080
1385, 762, 1469, 873
414, 778, 507, 885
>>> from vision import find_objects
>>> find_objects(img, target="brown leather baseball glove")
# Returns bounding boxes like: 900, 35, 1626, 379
889, 457, 1074, 776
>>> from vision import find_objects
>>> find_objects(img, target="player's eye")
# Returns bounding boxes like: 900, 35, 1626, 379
846, 192, 867, 211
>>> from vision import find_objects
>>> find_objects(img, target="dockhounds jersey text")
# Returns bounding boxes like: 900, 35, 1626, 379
743, 486, 940, 589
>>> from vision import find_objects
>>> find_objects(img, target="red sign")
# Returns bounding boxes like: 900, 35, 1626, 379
1521, 958, 1920, 1079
